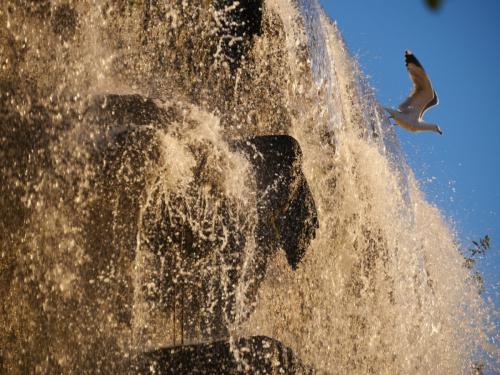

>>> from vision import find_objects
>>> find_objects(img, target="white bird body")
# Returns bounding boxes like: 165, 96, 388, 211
385, 50, 442, 135
384, 107, 440, 134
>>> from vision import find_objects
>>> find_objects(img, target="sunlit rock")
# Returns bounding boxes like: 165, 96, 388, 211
136, 336, 314, 374
84, 94, 318, 344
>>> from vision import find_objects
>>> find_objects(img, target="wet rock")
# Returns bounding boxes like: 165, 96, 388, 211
85, 94, 255, 341
51, 4, 78, 41
0, 91, 319, 370
87, 94, 175, 128
142, 0, 262, 72
212, 0, 263, 70
86, 95, 319, 272
137, 336, 315, 374
233, 135, 319, 269
136, 0, 292, 136
84, 95, 319, 341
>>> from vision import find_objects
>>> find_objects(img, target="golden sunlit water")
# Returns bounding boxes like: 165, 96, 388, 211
0, 1, 493, 373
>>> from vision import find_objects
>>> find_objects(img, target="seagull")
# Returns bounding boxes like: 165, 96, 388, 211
385, 50, 442, 135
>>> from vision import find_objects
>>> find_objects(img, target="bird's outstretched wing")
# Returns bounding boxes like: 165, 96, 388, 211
398, 50, 438, 120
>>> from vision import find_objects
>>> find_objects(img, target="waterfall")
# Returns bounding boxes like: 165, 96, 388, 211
0, 0, 492, 373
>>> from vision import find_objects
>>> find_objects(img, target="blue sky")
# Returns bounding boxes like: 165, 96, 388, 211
319, 0, 500, 309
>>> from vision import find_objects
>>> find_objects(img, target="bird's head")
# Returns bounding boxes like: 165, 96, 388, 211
435, 125, 443, 135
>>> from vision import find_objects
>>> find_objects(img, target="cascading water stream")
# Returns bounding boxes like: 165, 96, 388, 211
0, 0, 494, 373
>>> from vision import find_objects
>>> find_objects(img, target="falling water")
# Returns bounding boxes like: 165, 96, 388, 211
0, 0, 494, 373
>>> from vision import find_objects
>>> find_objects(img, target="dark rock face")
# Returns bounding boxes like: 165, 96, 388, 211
86, 95, 320, 356
88, 94, 174, 127
0, 86, 318, 371
137, 336, 315, 374
233, 136, 319, 269
85, 95, 319, 335
85, 95, 253, 340
51, 4, 78, 40
0, 1, 318, 372
142, 0, 263, 72
88, 94, 319, 268
136, 0, 293, 137
86, 95, 318, 276
212, 0, 263, 70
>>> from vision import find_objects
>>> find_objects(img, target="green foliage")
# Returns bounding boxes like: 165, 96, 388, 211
461, 235, 492, 294
471, 235, 491, 257
425, 0, 444, 10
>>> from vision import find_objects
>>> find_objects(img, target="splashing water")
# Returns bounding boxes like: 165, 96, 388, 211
0, 0, 495, 373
